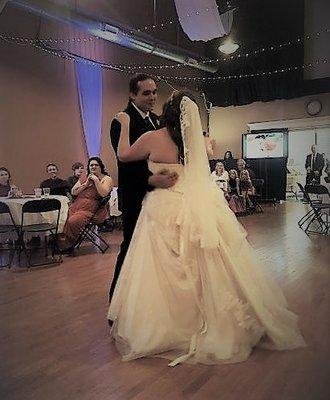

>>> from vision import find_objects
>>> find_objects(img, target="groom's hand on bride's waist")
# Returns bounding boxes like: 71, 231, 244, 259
148, 169, 178, 189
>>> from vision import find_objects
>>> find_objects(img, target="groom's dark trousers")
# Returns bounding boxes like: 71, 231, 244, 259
109, 101, 159, 301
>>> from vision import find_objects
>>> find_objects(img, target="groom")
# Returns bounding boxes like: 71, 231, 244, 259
109, 74, 178, 302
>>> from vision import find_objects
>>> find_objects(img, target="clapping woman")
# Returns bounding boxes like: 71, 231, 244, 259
60, 157, 112, 251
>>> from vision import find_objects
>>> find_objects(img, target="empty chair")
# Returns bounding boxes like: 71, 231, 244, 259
306, 184, 330, 202
0, 201, 19, 268
19, 199, 62, 267
297, 183, 329, 235
250, 179, 264, 213
286, 174, 298, 200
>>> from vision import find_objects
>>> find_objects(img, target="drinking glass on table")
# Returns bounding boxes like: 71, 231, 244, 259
8, 187, 18, 197
43, 187, 50, 197
34, 188, 42, 198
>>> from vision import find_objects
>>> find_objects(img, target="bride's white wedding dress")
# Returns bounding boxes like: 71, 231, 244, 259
108, 97, 305, 365
108, 159, 305, 366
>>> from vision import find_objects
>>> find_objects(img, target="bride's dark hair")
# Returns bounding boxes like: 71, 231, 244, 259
160, 90, 197, 164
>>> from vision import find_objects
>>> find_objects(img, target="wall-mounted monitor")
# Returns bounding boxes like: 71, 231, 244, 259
242, 129, 288, 159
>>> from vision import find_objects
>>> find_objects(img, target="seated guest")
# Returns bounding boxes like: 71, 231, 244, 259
40, 163, 69, 196
67, 162, 85, 191
60, 157, 112, 251
227, 169, 240, 195
223, 150, 236, 171
236, 158, 256, 180
226, 169, 245, 214
239, 170, 255, 210
211, 161, 229, 192
0, 167, 18, 197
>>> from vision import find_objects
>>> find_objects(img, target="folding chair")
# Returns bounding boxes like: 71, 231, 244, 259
297, 183, 319, 228
0, 201, 20, 268
308, 184, 330, 200
74, 195, 111, 254
19, 199, 62, 267
297, 183, 330, 235
305, 184, 330, 234
286, 174, 298, 200
250, 179, 264, 213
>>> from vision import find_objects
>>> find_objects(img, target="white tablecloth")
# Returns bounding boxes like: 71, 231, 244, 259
0, 195, 69, 233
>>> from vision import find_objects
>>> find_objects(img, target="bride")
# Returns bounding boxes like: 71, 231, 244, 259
108, 91, 305, 366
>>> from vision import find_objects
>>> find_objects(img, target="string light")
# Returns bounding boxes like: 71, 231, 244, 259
0, 34, 197, 96
0, 32, 214, 70
130, 2, 235, 35
1, 28, 328, 71
117, 28, 329, 69
0, 33, 124, 72
155, 60, 328, 81
0, 35, 96, 43
1, 34, 327, 83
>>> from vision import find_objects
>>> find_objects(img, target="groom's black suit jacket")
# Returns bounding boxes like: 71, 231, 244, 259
109, 101, 159, 300
110, 101, 159, 212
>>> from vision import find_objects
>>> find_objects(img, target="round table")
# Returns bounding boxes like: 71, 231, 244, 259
0, 195, 69, 234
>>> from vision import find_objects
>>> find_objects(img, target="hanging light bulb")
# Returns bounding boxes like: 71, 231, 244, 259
218, 39, 239, 55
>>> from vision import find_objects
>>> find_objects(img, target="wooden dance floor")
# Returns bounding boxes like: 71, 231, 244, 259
0, 202, 329, 400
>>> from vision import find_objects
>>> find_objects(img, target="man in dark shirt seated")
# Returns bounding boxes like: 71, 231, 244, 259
40, 163, 69, 196
67, 162, 85, 191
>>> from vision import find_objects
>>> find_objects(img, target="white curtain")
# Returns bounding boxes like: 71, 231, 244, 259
75, 60, 102, 157
174, 0, 233, 41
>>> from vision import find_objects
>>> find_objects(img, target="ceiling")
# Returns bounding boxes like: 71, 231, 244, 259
107, 0, 312, 105
2, 0, 329, 106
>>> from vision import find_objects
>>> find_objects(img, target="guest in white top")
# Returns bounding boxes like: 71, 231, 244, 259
211, 162, 229, 192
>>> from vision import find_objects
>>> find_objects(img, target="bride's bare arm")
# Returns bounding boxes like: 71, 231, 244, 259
115, 112, 151, 162
204, 136, 215, 158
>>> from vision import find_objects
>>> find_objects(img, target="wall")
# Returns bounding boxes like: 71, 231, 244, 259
209, 92, 330, 159
0, 27, 88, 192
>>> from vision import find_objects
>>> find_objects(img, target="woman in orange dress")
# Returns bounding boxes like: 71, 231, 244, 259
61, 157, 112, 250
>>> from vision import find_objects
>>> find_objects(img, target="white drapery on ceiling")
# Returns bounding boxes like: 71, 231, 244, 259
174, 0, 233, 41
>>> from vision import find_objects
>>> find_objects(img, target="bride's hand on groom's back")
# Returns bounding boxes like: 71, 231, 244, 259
115, 112, 130, 125
148, 169, 178, 189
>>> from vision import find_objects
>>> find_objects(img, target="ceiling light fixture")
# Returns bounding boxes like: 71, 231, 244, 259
218, 39, 239, 55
